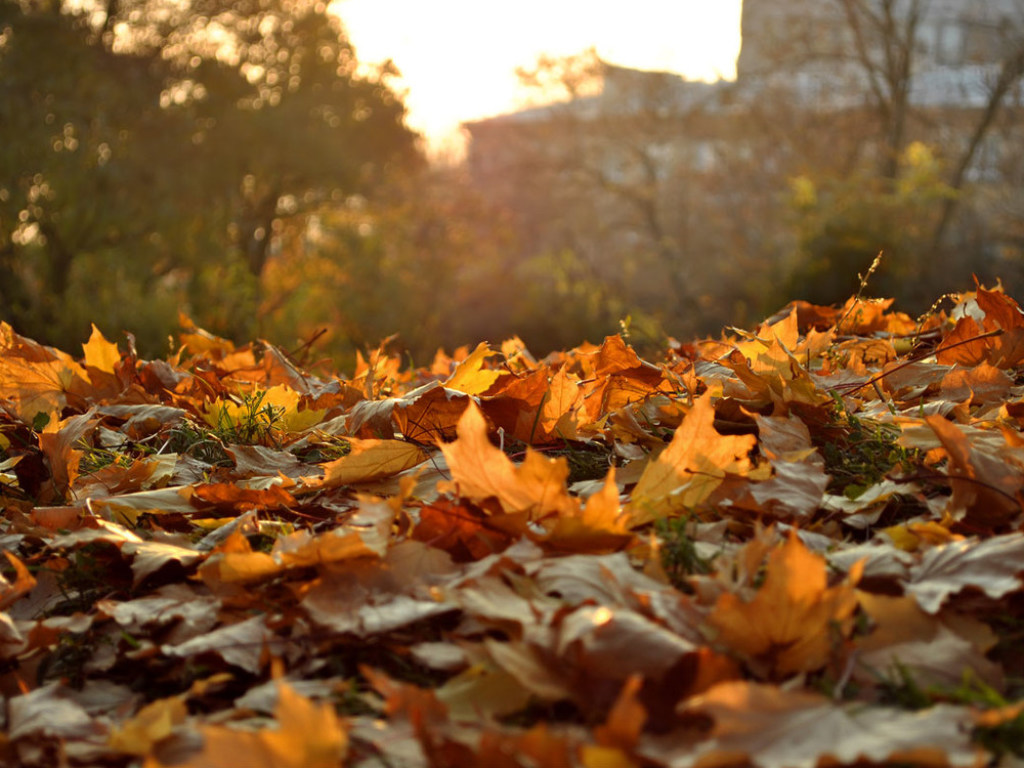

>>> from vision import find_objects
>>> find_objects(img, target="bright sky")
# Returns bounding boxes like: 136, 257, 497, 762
330, 1, 744, 154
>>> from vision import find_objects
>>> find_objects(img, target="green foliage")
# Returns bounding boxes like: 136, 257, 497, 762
784, 143, 961, 310
512, 248, 625, 351
165, 420, 233, 467
256, 167, 518, 367
820, 393, 918, 498
0, 0, 420, 355
76, 440, 136, 477
875, 662, 934, 711
873, 663, 1024, 758
655, 516, 712, 592
208, 390, 286, 447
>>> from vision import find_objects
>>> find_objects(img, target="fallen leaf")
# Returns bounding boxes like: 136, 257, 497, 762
903, 533, 1024, 614
303, 437, 424, 490
708, 531, 861, 678
145, 680, 347, 768
440, 401, 577, 518
628, 393, 755, 525
925, 414, 1023, 527
108, 696, 187, 756
82, 324, 121, 376
660, 681, 981, 768
444, 342, 503, 395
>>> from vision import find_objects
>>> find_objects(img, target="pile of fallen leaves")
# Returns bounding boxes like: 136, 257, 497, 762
4, 286, 1024, 767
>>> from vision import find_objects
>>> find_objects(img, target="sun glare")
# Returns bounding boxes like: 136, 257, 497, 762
329, 0, 743, 153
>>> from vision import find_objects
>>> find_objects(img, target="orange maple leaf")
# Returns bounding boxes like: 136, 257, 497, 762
0, 322, 90, 426
439, 401, 577, 519
144, 681, 347, 768
708, 531, 862, 678
627, 393, 755, 526
538, 468, 634, 553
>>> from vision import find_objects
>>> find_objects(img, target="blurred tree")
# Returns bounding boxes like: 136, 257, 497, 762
740, 0, 1024, 305
0, 0, 420, 350
464, 49, 777, 350
0, 2, 205, 343
785, 142, 959, 305
256, 163, 519, 368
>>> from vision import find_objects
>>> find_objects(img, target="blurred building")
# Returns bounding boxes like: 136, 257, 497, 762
466, 0, 1024, 181
460, 0, 1024, 325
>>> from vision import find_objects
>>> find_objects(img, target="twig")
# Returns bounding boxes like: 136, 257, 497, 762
835, 328, 1003, 396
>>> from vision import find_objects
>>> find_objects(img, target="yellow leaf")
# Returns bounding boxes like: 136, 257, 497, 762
259, 384, 325, 433
539, 366, 581, 441
540, 469, 633, 553
305, 438, 424, 490
627, 393, 755, 525
439, 401, 576, 518
145, 681, 347, 768
109, 696, 187, 756
443, 342, 502, 395
708, 532, 862, 678
82, 324, 121, 375
579, 746, 638, 768
0, 322, 88, 426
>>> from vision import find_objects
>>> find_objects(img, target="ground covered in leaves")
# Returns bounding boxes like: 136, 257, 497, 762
5, 287, 1024, 767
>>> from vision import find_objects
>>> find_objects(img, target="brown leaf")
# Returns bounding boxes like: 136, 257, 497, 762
939, 363, 1013, 406
855, 592, 1002, 690
413, 499, 516, 561
661, 681, 981, 768
193, 482, 296, 511
160, 615, 278, 675
903, 533, 1024, 614
393, 385, 471, 444
593, 675, 646, 752
925, 414, 1023, 528
749, 414, 828, 517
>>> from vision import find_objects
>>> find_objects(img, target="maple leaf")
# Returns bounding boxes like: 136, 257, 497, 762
35, 411, 98, 501
301, 437, 425, 490
0, 322, 91, 426
576, 337, 667, 425
0, 552, 36, 610
439, 400, 577, 519
596, 674, 646, 744
661, 681, 982, 768
538, 468, 634, 553
902, 532, 1024, 614
748, 413, 829, 518
537, 366, 583, 441
393, 384, 472, 444
108, 696, 187, 756
443, 341, 503, 395
937, 288, 1024, 368
925, 413, 1023, 528
708, 531, 862, 678
80, 327, 120, 378
939, 363, 1012, 406
627, 393, 756, 526
854, 592, 1002, 690
144, 680, 347, 768
413, 498, 518, 560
